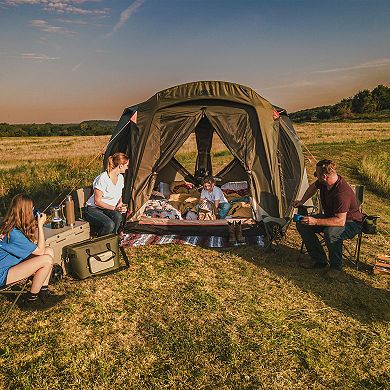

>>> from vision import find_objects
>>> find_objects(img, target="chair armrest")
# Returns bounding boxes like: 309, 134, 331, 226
297, 205, 318, 216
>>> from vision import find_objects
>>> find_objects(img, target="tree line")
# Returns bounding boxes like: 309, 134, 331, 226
290, 84, 390, 122
0, 120, 117, 137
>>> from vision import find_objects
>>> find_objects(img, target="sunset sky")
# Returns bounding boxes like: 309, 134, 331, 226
1, 0, 389, 123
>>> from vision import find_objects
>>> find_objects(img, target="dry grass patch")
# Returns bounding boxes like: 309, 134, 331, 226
295, 122, 390, 145
0, 136, 110, 168
1, 244, 389, 389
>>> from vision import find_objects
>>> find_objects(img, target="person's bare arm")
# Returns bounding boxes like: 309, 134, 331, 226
93, 189, 121, 211
293, 182, 317, 207
302, 212, 347, 227
32, 213, 47, 255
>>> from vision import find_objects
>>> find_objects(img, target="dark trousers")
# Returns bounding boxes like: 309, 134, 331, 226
84, 206, 123, 236
296, 214, 361, 270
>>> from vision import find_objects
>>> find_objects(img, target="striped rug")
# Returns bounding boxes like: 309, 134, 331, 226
121, 233, 265, 248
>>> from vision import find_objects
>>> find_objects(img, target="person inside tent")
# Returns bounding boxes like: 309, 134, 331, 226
0, 194, 64, 309
84, 152, 129, 236
198, 176, 231, 219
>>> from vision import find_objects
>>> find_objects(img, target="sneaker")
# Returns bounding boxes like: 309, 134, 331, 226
19, 297, 46, 311
39, 291, 66, 306
20, 294, 65, 311
38, 289, 54, 303
300, 260, 328, 269
324, 268, 343, 280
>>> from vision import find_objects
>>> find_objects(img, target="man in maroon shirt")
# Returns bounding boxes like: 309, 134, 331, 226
294, 159, 363, 279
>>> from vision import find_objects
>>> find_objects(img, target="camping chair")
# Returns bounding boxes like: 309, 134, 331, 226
342, 185, 380, 269
299, 185, 379, 270
0, 279, 29, 326
72, 186, 93, 220
263, 216, 292, 251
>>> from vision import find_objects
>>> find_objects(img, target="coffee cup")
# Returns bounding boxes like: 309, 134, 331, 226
293, 214, 303, 223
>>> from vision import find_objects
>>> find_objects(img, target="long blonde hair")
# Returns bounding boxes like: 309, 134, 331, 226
0, 194, 36, 242
106, 152, 129, 174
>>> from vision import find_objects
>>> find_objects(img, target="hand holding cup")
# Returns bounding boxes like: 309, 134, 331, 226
116, 204, 128, 214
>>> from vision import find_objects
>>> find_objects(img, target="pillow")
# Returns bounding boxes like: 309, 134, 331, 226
221, 181, 248, 191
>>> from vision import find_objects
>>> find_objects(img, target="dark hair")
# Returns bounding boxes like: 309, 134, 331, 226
202, 175, 216, 185
315, 159, 337, 176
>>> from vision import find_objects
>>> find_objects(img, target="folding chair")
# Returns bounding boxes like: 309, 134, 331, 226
72, 186, 93, 220
341, 184, 364, 268
0, 279, 29, 326
263, 216, 292, 251
339, 185, 379, 269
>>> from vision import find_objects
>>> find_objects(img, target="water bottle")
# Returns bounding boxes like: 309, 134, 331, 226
65, 195, 75, 227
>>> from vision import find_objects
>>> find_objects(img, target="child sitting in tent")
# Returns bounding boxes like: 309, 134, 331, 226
198, 176, 231, 220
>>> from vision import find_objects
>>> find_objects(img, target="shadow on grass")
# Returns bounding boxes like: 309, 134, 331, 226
235, 243, 390, 324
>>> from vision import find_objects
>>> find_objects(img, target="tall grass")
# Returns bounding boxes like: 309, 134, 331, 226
0, 157, 102, 217
360, 152, 390, 197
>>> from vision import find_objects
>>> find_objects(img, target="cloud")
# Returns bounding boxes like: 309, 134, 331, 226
72, 62, 82, 71
6, 1, 42, 4
263, 80, 317, 90
56, 18, 90, 25
55, 17, 105, 27
313, 58, 390, 74
30, 19, 64, 33
71, 48, 107, 71
21, 52, 59, 61
43, 2, 108, 15
5, 0, 109, 16
30, 19, 72, 34
106, 0, 145, 37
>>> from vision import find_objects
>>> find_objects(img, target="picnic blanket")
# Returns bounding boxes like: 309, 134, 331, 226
121, 233, 265, 248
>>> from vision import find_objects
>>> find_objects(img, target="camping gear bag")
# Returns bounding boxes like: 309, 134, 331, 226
63, 234, 128, 279
362, 215, 380, 235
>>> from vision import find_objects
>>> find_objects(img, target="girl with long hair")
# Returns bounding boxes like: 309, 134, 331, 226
0, 194, 62, 309
84, 152, 129, 236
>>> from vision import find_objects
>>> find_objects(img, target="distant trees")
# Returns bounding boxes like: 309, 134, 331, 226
0, 120, 117, 137
330, 99, 353, 118
351, 90, 377, 113
372, 84, 390, 110
291, 84, 390, 122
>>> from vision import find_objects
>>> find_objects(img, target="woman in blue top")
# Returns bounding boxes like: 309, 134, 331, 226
0, 194, 61, 309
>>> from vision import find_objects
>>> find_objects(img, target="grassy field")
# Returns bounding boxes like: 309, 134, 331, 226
360, 152, 390, 197
0, 123, 389, 389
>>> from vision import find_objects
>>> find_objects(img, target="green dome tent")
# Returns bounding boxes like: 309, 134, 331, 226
104, 81, 306, 235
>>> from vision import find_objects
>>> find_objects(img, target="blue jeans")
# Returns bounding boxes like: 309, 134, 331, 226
84, 206, 123, 236
218, 202, 231, 219
296, 214, 361, 270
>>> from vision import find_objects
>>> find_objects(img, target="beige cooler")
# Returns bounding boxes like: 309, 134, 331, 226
44, 220, 90, 274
